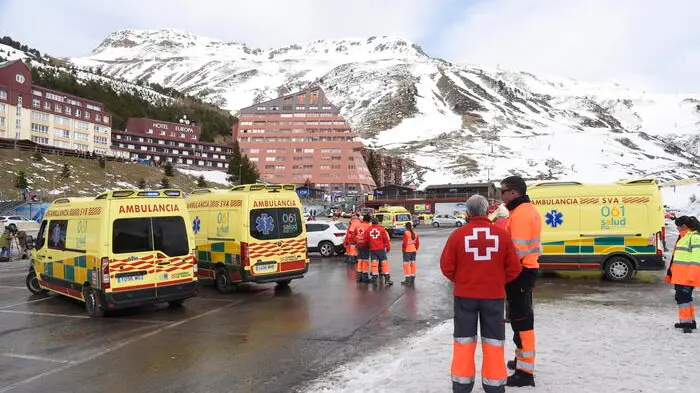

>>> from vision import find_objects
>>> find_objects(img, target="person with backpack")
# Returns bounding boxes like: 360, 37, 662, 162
401, 222, 420, 285
666, 215, 700, 333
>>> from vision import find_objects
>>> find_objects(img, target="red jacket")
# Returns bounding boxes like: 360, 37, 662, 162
440, 216, 521, 299
354, 221, 372, 247
367, 224, 391, 252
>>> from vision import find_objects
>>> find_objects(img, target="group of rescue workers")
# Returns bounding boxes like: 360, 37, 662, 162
342, 215, 421, 286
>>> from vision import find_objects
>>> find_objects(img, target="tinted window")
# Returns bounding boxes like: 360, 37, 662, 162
153, 217, 189, 256
35, 220, 48, 249
396, 214, 411, 221
48, 220, 68, 250
334, 222, 348, 230
306, 223, 326, 232
375, 214, 384, 222
112, 216, 188, 256
113, 218, 151, 254
250, 208, 303, 240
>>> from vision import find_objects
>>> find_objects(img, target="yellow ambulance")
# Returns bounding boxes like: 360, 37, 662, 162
186, 183, 309, 293
528, 178, 665, 281
374, 206, 412, 237
25, 189, 198, 317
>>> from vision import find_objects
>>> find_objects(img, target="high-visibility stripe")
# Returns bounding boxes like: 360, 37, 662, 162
516, 360, 535, 372
516, 247, 541, 257
482, 338, 505, 347
516, 349, 536, 358
451, 375, 475, 384
513, 237, 540, 246
455, 336, 477, 344
482, 377, 507, 387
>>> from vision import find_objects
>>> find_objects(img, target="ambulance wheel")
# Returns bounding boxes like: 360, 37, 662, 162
319, 241, 335, 257
83, 286, 105, 318
215, 267, 233, 294
603, 257, 634, 281
26, 271, 47, 295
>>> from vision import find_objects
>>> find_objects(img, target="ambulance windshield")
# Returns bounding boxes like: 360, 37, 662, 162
250, 208, 303, 240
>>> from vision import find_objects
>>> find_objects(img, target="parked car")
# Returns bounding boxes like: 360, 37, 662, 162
306, 221, 347, 257
431, 214, 466, 227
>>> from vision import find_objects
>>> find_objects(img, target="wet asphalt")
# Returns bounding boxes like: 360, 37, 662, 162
0, 224, 679, 393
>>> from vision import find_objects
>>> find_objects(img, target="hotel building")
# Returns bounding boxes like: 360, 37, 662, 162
0, 60, 112, 154
232, 87, 376, 194
112, 118, 233, 170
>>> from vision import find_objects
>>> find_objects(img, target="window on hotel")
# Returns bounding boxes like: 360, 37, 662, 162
17, 95, 23, 107
75, 109, 81, 117
55, 104, 61, 112
54, 129, 70, 138
103, 116, 110, 124
95, 114, 101, 122
256, 106, 266, 110
64, 107, 71, 115
84, 111, 90, 120
94, 136, 108, 145
75, 121, 89, 130
31, 136, 49, 144
0, 90, 7, 100
296, 94, 305, 105
32, 98, 40, 108
0, 117, 5, 127
73, 132, 89, 141
0, 104, 5, 112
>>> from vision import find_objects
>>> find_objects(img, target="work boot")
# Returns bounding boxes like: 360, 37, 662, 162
683, 326, 694, 333
409, 276, 415, 285
506, 370, 535, 387
384, 275, 393, 285
507, 358, 517, 370
675, 321, 697, 329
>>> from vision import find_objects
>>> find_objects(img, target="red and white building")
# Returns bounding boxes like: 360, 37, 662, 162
232, 87, 375, 194
112, 118, 233, 170
0, 60, 112, 154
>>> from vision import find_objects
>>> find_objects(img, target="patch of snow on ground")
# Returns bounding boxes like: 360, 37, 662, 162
13, 159, 22, 162
115, 181, 135, 189
302, 301, 697, 393
179, 168, 230, 186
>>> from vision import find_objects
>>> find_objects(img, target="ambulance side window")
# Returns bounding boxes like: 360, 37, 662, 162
47, 220, 68, 250
35, 221, 47, 249
113, 218, 152, 254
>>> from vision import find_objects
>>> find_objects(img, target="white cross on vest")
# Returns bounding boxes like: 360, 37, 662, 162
369, 228, 381, 239
464, 227, 499, 261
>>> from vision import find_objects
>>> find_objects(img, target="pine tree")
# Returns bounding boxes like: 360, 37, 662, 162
61, 163, 71, 178
197, 175, 207, 188
160, 177, 170, 189
98, 156, 106, 169
240, 157, 259, 185
226, 140, 243, 184
14, 171, 28, 189
365, 149, 381, 186
32, 152, 43, 161
137, 178, 146, 189
163, 161, 175, 177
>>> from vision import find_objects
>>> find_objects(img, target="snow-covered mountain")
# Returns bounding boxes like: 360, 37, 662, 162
70, 29, 700, 186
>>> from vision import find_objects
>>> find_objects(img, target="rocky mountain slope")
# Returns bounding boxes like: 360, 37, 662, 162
70, 29, 700, 186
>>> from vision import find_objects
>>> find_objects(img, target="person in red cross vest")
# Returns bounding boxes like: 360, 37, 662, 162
441, 195, 522, 393
368, 217, 393, 285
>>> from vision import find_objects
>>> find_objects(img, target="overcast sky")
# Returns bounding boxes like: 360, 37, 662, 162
1, 0, 698, 93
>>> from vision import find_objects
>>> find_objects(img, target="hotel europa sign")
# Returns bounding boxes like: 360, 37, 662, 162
151, 121, 196, 134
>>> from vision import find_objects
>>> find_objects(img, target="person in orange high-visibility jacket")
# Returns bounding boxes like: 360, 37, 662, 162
666, 215, 700, 333
368, 217, 393, 285
354, 215, 373, 282
499, 176, 541, 388
344, 214, 361, 264
401, 222, 420, 285
441, 195, 522, 393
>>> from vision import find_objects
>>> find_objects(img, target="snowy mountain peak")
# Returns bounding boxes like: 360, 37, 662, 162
71, 29, 700, 187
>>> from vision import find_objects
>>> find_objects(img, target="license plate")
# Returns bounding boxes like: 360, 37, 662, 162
254, 263, 277, 273
117, 275, 145, 284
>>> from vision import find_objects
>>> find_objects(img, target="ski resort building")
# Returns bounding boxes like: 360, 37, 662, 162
233, 87, 376, 195
0, 59, 113, 154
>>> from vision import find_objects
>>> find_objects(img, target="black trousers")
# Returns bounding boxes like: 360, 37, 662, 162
506, 269, 537, 345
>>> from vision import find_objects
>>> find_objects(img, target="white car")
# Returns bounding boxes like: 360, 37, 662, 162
306, 221, 347, 257
431, 214, 466, 227
0, 216, 41, 246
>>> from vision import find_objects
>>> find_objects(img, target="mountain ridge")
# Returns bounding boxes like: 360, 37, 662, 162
41, 29, 700, 185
